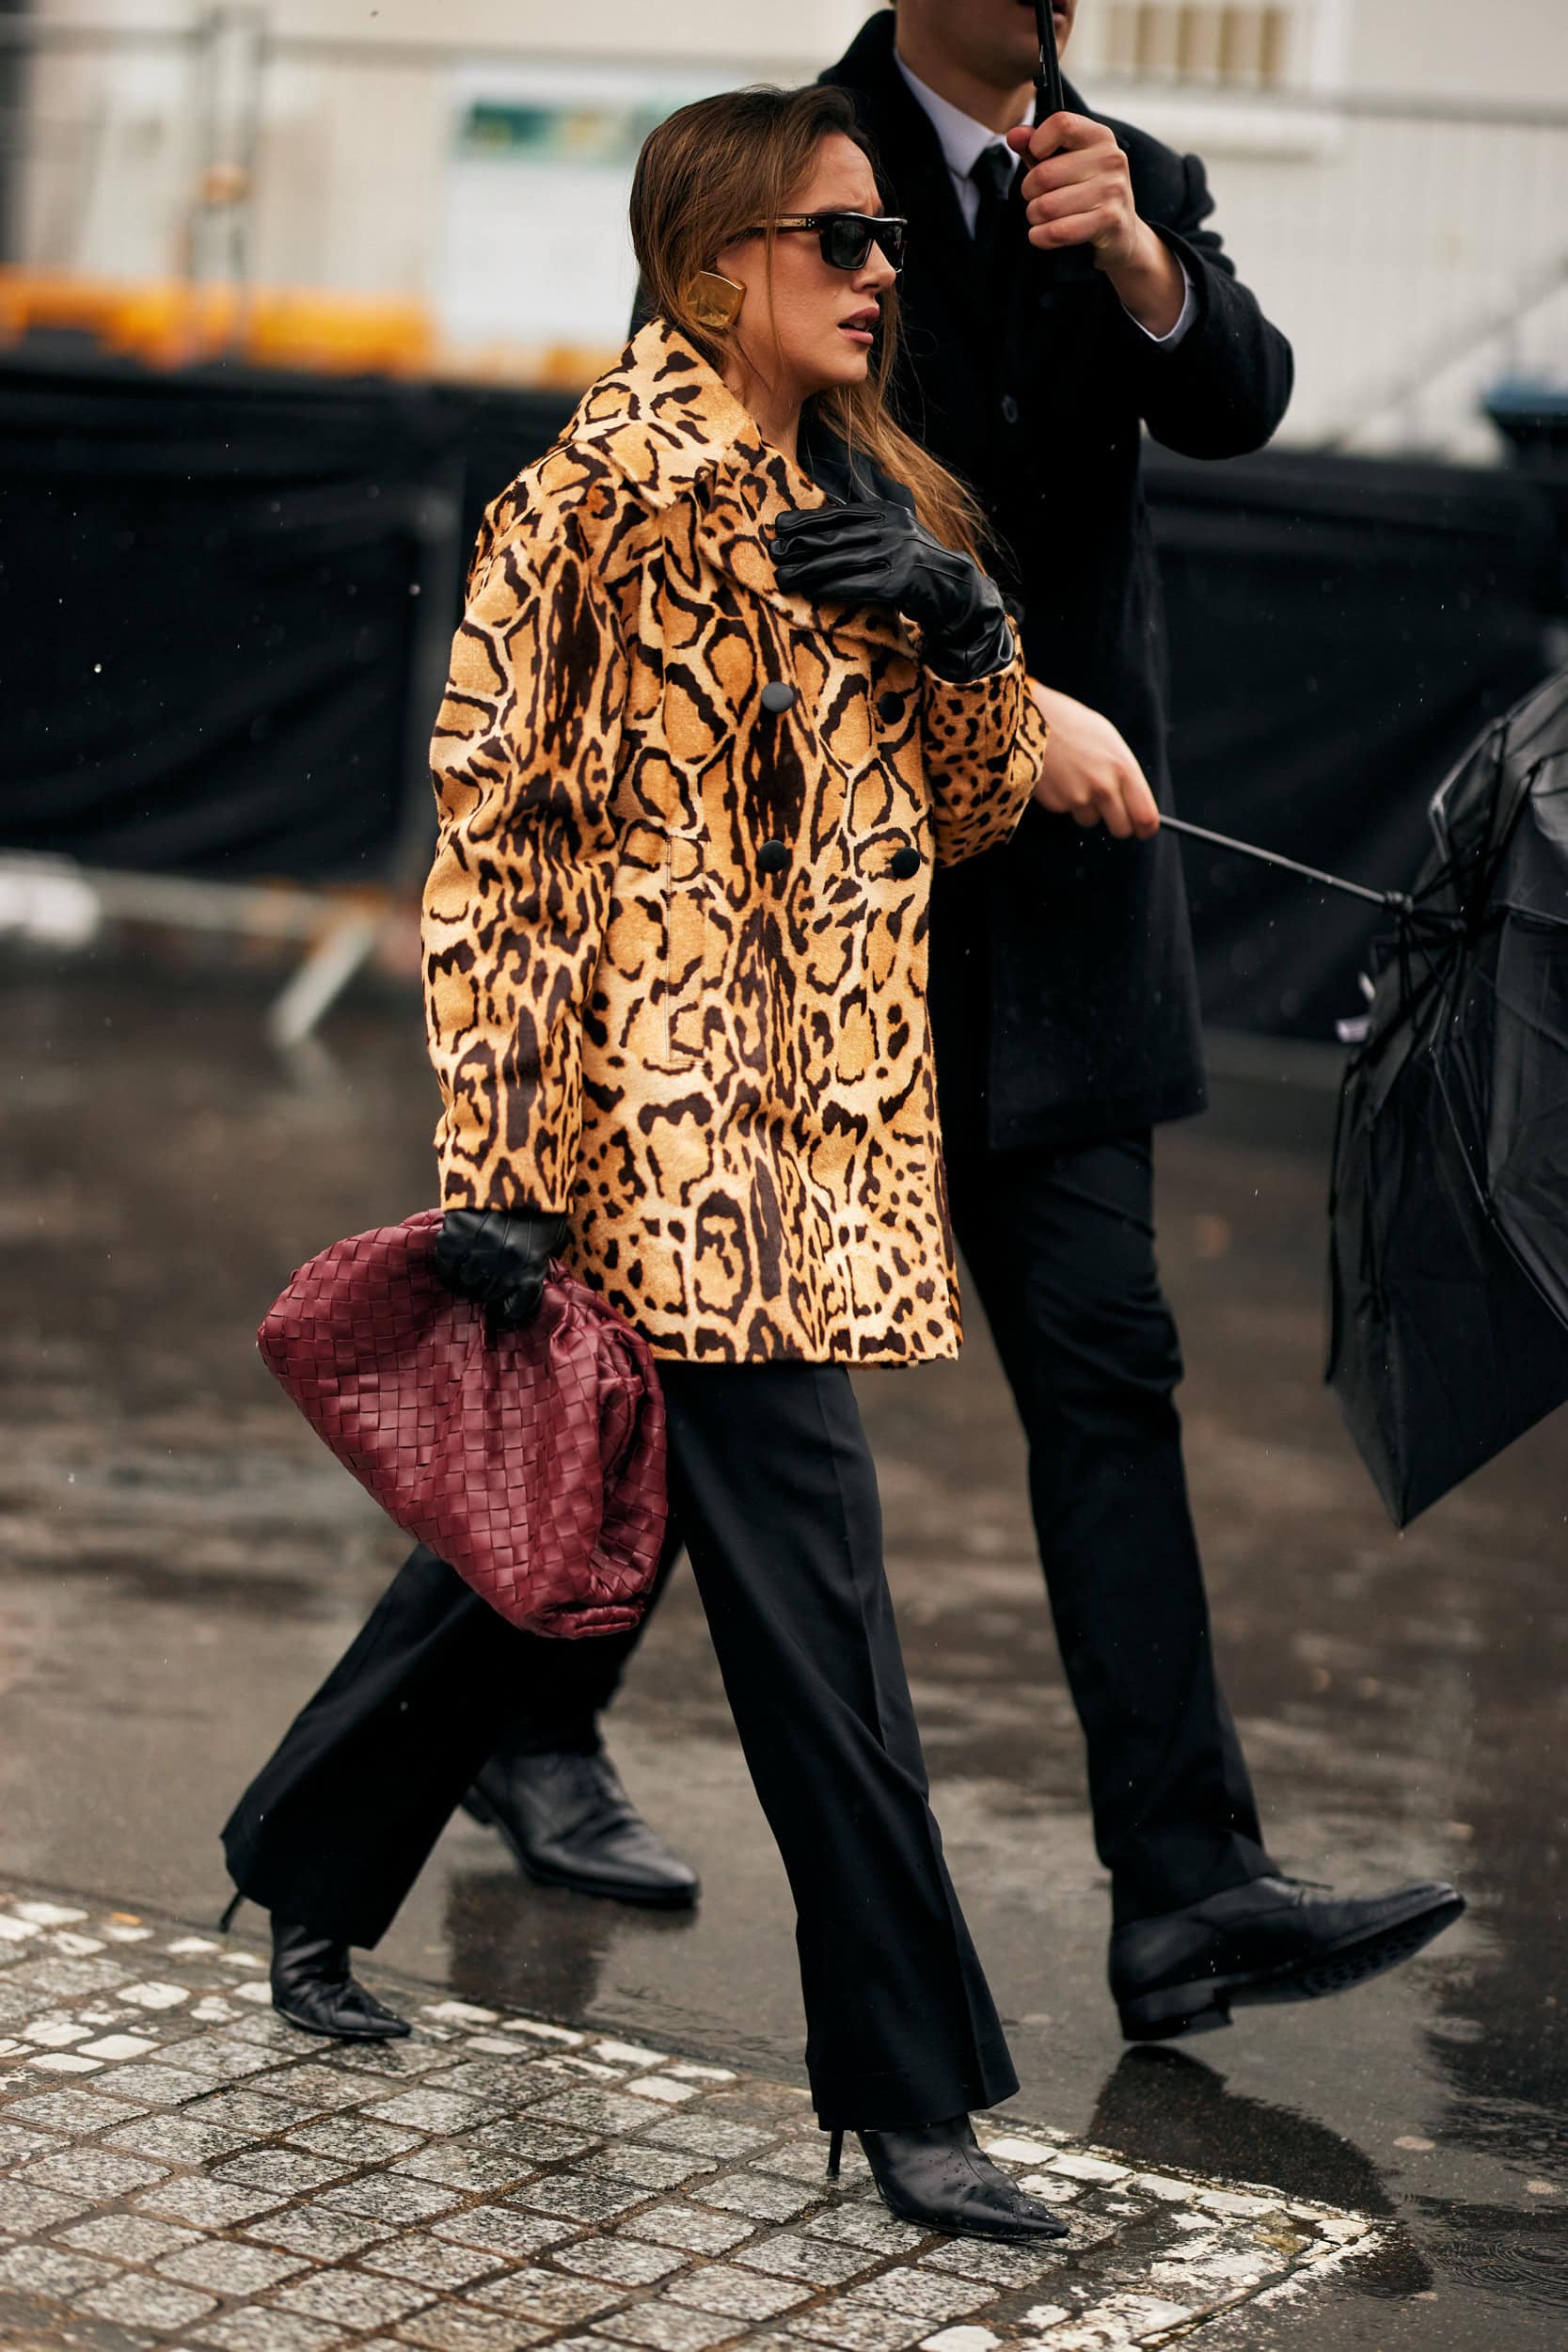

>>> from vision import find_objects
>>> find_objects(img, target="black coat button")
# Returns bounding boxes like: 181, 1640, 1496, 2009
1000, 393, 1020, 424
889, 847, 921, 881
877, 691, 905, 723
756, 839, 790, 875
760, 680, 798, 714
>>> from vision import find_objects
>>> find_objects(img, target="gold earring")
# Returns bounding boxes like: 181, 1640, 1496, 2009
687, 270, 746, 330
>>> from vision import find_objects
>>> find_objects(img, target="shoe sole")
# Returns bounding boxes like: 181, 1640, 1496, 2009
463, 1790, 700, 1911
272, 1999, 410, 2043
1117, 1892, 1466, 2043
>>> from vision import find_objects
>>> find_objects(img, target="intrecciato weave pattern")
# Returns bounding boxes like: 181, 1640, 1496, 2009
258, 1208, 667, 1639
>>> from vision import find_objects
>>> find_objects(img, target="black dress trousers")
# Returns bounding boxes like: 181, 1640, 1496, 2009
945, 1134, 1275, 1925
223, 1360, 1018, 2133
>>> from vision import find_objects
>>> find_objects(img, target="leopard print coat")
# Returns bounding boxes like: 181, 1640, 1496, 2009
423, 318, 1048, 1364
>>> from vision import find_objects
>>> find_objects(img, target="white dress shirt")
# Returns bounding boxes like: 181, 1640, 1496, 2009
894, 50, 1196, 347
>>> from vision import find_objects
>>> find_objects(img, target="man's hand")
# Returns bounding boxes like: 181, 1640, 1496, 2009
1007, 115, 1186, 337
1027, 679, 1161, 840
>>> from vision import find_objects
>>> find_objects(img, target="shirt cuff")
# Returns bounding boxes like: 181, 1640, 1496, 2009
1124, 257, 1196, 347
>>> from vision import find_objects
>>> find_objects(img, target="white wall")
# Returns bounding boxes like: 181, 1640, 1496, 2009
257, 0, 873, 66
19, 0, 877, 305
1076, 0, 1568, 450
1345, 0, 1566, 103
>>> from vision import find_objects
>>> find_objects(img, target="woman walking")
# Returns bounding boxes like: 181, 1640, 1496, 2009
223, 85, 1057, 2240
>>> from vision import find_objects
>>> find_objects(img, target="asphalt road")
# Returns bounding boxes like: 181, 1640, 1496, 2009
1, 951, 1563, 2349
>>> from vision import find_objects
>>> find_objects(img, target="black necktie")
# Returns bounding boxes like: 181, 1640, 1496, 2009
969, 141, 1017, 279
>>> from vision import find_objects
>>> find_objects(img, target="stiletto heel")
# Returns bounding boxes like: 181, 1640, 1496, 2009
826, 2127, 844, 2182
218, 1892, 243, 1932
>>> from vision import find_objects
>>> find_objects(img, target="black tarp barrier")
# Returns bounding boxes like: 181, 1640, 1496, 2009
1148, 442, 1560, 1038
0, 346, 567, 882
1, 346, 1560, 1036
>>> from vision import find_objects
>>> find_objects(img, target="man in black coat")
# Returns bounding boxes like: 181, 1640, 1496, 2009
795, 0, 1461, 2037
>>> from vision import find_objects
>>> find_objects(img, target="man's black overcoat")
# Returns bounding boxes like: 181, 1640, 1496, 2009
822, 13, 1294, 1149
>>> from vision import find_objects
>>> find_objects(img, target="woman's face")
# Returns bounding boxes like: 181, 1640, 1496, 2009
713, 133, 899, 407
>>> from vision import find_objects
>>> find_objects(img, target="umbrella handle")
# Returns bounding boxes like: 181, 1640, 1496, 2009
1034, 1, 1066, 123
1160, 814, 1412, 914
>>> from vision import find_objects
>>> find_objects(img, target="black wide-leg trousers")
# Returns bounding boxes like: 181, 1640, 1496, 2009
224, 1360, 1018, 2132
464, 1136, 1277, 1928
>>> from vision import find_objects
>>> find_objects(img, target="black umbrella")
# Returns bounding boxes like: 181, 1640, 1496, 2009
1323, 667, 1568, 1524
1030, 0, 1066, 120
1158, 673, 1568, 1522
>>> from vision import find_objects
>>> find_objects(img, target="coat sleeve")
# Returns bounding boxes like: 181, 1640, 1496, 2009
1124, 151, 1294, 459
422, 514, 627, 1215
921, 627, 1050, 868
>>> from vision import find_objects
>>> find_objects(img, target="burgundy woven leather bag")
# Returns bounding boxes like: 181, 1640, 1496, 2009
257, 1208, 667, 1639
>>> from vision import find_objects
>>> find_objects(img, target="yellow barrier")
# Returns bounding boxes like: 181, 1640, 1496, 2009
0, 270, 624, 390
0, 272, 435, 379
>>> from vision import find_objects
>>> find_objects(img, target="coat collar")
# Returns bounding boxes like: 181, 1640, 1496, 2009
568, 316, 817, 517
570, 317, 914, 658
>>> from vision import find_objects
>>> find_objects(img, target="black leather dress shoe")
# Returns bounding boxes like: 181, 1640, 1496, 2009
462, 1751, 699, 1909
830, 2115, 1069, 2243
270, 1919, 410, 2042
1111, 1874, 1465, 2042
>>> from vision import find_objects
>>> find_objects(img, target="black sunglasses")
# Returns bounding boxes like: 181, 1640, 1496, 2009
747, 212, 909, 275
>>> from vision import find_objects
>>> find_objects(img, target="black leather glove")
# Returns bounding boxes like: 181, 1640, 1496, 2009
433, 1207, 566, 1330
770, 501, 1012, 683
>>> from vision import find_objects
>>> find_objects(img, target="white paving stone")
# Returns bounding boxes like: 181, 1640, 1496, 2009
1194, 2187, 1281, 2219
118, 1980, 191, 2010
1047, 2153, 1132, 2185
1133, 2173, 1196, 2202
978, 2135, 1065, 2166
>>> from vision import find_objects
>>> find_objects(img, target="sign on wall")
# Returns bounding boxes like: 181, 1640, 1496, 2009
436, 56, 736, 358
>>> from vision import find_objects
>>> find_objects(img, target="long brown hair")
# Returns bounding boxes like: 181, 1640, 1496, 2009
629, 84, 987, 564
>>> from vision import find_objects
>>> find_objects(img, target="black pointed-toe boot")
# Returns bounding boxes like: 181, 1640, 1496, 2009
269, 1918, 411, 2042
828, 2114, 1069, 2243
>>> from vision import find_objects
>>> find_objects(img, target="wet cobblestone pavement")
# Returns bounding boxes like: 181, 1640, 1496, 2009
0, 1890, 1374, 2352
4, 957, 1565, 2350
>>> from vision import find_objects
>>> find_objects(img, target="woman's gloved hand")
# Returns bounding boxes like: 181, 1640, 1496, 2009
769, 501, 1012, 683
433, 1208, 566, 1329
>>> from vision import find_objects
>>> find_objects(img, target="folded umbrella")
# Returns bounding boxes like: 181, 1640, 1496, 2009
1164, 668, 1568, 1522
258, 1208, 668, 1636
1325, 667, 1568, 1523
